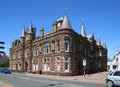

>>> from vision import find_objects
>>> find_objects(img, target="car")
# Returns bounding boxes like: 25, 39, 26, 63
106, 70, 120, 87
0, 69, 12, 74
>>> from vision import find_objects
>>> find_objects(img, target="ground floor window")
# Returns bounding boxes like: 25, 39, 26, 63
44, 58, 50, 71
64, 57, 69, 71
56, 57, 61, 71
33, 60, 38, 71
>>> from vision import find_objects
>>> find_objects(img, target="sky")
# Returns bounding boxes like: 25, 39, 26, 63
0, 0, 120, 59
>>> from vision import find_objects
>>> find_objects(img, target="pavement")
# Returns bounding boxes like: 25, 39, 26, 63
22, 71, 108, 84
0, 81, 13, 87
0, 71, 108, 87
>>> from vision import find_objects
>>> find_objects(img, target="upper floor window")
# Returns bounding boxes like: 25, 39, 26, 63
64, 38, 69, 52
33, 45, 39, 56
43, 42, 50, 55
57, 40, 60, 52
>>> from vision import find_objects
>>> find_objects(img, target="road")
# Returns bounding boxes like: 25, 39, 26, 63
0, 74, 106, 87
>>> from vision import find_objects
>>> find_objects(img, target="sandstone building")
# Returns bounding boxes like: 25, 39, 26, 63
9, 15, 107, 75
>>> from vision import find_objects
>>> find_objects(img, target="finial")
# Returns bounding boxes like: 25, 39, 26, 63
65, 8, 68, 16
82, 18, 84, 25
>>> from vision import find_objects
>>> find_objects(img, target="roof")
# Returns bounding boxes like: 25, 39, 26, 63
80, 23, 86, 37
28, 22, 33, 33
21, 28, 25, 37
96, 36, 101, 46
60, 15, 72, 30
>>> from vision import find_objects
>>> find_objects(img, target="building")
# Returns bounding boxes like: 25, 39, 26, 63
0, 53, 9, 66
107, 51, 120, 71
9, 15, 107, 76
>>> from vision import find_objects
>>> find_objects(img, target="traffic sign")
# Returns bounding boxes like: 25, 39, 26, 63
83, 59, 86, 66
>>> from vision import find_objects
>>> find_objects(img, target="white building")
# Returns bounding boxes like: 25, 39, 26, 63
107, 51, 120, 71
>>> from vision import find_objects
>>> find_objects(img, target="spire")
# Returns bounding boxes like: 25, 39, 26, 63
103, 41, 107, 49
21, 27, 25, 37
96, 36, 101, 46
60, 15, 72, 29
28, 22, 33, 33
80, 21, 86, 37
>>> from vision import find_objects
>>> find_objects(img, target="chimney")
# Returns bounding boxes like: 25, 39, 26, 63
52, 22, 57, 33
40, 28, 44, 37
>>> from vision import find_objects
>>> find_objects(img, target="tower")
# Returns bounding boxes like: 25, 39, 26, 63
20, 28, 25, 72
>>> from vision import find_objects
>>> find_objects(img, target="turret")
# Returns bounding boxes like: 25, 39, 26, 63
80, 22, 86, 37
25, 22, 36, 41
87, 33, 94, 43
96, 36, 101, 46
21, 28, 25, 43
59, 15, 72, 30
103, 41, 107, 49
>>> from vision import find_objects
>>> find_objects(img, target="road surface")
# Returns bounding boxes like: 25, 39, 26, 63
0, 74, 106, 87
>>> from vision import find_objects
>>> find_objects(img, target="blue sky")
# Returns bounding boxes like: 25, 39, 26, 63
0, 0, 120, 58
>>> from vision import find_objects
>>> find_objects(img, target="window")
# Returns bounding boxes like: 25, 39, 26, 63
33, 45, 39, 56
56, 57, 61, 71
113, 71, 120, 76
57, 40, 60, 52
44, 58, 50, 71
33, 60, 38, 71
64, 57, 69, 71
64, 38, 69, 52
43, 42, 50, 55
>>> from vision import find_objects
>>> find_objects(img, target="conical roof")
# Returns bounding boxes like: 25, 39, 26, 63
80, 23, 86, 37
21, 27, 25, 37
96, 36, 101, 46
60, 15, 72, 29
103, 41, 107, 49
28, 22, 33, 33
